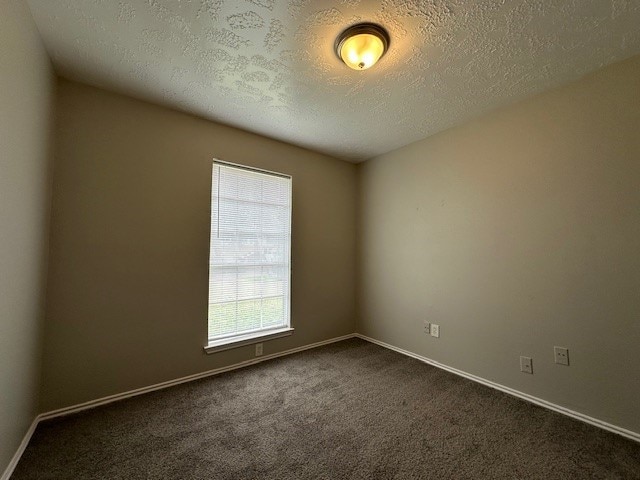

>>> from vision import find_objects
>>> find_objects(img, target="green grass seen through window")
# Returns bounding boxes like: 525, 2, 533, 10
208, 296, 285, 338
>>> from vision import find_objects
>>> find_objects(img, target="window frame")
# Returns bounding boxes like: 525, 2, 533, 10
204, 159, 293, 354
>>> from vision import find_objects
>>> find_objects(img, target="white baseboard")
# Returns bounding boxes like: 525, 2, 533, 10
4, 331, 637, 479
354, 333, 640, 444
39, 333, 356, 421
1, 418, 39, 480
2, 333, 355, 479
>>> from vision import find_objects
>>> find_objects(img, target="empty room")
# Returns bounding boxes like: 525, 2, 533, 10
1, 0, 639, 478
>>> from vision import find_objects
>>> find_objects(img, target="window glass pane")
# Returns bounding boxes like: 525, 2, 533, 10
208, 162, 291, 341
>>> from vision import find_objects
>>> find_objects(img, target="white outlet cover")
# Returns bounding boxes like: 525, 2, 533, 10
430, 324, 440, 338
255, 343, 263, 356
554, 346, 569, 366
520, 356, 533, 374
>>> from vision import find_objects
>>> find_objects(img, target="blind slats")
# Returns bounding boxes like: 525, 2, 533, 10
208, 162, 292, 341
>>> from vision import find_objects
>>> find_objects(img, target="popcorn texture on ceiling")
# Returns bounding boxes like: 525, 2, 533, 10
27, 0, 640, 162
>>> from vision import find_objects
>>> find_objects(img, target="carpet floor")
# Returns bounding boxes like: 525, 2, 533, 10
12, 338, 640, 479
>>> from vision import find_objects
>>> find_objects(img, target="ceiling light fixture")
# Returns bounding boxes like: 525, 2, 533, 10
335, 23, 390, 71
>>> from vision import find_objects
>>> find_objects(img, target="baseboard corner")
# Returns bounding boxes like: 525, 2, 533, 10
354, 332, 640, 444
1, 416, 40, 480
5, 333, 358, 477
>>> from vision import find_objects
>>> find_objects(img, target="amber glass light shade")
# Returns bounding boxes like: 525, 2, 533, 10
335, 24, 389, 71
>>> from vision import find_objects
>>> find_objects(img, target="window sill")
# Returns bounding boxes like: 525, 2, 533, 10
204, 327, 294, 354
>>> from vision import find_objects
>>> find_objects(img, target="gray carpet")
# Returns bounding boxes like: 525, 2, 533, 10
12, 339, 640, 479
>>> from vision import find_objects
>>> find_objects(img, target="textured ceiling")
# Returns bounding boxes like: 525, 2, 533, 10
27, 0, 640, 162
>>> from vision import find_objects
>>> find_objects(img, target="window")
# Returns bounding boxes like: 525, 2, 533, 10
205, 160, 293, 352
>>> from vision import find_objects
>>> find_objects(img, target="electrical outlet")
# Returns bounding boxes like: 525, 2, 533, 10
255, 343, 263, 357
520, 356, 533, 374
554, 346, 569, 366
430, 324, 440, 338
424, 320, 431, 334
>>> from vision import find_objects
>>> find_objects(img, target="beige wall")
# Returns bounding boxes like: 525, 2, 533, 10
6, 11, 636, 445
357, 55, 640, 434
0, 0, 55, 473
41, 80, 357, 411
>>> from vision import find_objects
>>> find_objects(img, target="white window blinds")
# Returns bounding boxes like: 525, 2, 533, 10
208, 161, 292, 342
